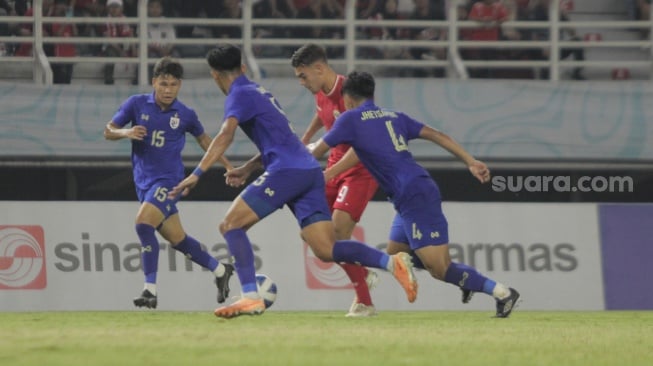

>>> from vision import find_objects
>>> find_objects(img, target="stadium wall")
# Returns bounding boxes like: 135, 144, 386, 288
1, 79, 653, 160
1, 201, 651, 312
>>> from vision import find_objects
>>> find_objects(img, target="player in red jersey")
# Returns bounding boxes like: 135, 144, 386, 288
291, 44, 380, 317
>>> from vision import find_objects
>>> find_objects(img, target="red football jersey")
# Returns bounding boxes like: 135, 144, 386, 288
315, 74, 369, 177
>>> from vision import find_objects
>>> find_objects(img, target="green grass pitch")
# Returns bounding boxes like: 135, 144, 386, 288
1, 311, 651, 366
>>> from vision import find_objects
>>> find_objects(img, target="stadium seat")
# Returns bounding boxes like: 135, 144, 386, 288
611, 68, 631, 80
584, 33, 603, 42
560, 0, 574, 12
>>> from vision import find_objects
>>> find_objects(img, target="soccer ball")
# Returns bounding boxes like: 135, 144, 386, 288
255, 274, 278, 309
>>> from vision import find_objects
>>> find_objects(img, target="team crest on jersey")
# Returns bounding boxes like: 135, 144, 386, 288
333, 110, 340, 119
169, 113, 180, 129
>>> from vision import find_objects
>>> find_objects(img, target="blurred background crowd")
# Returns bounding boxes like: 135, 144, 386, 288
1, 0, 651, 83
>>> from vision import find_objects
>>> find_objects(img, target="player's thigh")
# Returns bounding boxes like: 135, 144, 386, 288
331, 209, 356, 240
331, 175, 377, 223
414, 244, 451, 280
387, 240, 410, 255
398, 189, 449, 250
220, 195, 261, 234
387, 212, 409, 254
135, 181, 179, 226
227, 170, 294, 233
301, 220, 336, 262
285, 168, 332, 229
158, 213, 186, 245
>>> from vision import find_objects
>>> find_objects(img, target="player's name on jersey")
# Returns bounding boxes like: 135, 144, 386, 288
360, 109, 397, 121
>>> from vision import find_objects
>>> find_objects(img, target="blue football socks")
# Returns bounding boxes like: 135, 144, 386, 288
444, 262, 491, 293
135, 223, 159, 285
332, 240, 389, 270
173, 235, 219, 272
224, 229, 257, 294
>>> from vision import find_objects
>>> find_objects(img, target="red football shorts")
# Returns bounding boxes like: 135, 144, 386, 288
325, 171, 378, 222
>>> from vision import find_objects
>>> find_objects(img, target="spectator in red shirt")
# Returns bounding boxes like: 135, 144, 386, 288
14, 0, 54, 57
467, 0, 508, 78
50, 0, 78, 84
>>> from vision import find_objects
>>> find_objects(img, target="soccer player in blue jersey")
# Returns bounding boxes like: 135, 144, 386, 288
310, 71, 521, 318
103, 57, 235, 309
169, 44, 418, 319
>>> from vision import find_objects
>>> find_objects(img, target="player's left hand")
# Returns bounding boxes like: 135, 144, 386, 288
224, 166, 250, 187
469, 160, 491, 184
168, 174, 199, 199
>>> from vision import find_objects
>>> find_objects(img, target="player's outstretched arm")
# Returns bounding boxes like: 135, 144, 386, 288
300, 114, 324, 145
103, 122, 146, 141
308, 138, 331, 159
169, 118, 239, 198
323, 147, 359, 181
419, 125, 490, 184
225, 154, 263, 187
196, 133, 234, 170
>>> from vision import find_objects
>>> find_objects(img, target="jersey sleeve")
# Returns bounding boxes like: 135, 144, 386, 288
185, 109, 205, 137
323, 111, 354, 147
111, 96, 137, 127
224, 89, 256, 124
402, 113, 426, 141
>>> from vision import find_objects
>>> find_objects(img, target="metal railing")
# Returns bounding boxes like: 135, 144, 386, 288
0, 0, 651, 84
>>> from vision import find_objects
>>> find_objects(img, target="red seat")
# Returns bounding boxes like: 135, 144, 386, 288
612, 68, 631, 80
584, 33, 603, 42
560, 0, 574, 12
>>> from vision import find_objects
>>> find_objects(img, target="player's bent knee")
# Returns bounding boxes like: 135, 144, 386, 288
219, 220, 239, 234
308, 243, 334, 262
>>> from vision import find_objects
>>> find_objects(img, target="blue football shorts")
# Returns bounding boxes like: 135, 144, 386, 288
240, 167, 332, 228
388, 178, 449, 249
136, 179, 180, 219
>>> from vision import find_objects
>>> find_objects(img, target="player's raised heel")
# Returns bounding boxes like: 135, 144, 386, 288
215, 263, 235, 304
391, 252, 418, 303
133, 289, 157, 309
365, 269, 379, 291
214, 297, 266, 319
495, 288, 521, 318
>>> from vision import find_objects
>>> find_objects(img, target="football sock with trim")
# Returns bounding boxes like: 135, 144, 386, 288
135, 223, 159, 285
444, 262, 489, 293
173, 235, 221, 273
224, 228, 258, 297
333, 240, 389, 270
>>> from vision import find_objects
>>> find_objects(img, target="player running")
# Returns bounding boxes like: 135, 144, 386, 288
103, 57, 234, 309
291, 44, 379, 317
310, 71, 521, 318
169, 45, 418, 319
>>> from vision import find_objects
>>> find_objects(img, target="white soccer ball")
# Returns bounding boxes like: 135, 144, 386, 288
256, 274, 278, 309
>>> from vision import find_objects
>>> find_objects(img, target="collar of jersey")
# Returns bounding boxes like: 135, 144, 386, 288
229, 74, 250, 93
147, 92, 179, 111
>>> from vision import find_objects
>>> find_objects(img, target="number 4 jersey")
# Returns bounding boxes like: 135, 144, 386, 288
322, 100, 432, 204
111, 93, 205, 191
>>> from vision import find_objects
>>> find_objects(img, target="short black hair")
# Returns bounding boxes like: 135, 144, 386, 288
206, 44, 242, 72
342, 71, 375, 100
290, 43, 327, 68
152, 57, 183, 79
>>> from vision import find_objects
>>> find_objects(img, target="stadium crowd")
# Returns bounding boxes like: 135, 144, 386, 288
0, 0, 648, 82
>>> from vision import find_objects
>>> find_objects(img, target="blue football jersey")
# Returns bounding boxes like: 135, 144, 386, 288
111, 93, 204, 190
322, 100, 431, 203
224, 75, 319, 172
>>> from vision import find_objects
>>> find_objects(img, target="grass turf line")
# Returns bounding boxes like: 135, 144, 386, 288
0, 311, 651, 366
